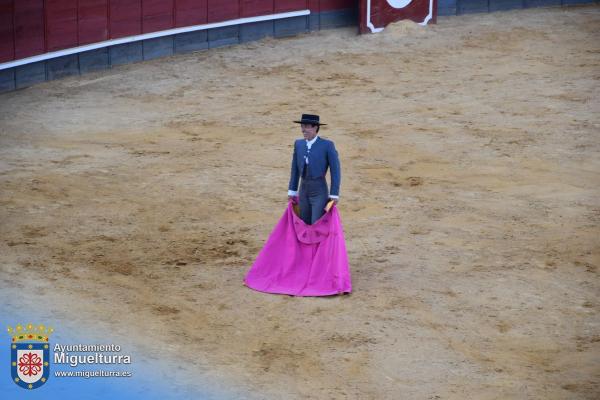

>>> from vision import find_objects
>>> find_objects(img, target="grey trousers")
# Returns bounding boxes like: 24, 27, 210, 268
299, 177, 329, 225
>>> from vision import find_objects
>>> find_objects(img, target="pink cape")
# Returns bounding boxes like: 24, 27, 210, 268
243, 201, 352, 296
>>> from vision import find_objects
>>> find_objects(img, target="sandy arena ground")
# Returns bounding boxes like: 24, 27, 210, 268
1, 5, 599, 399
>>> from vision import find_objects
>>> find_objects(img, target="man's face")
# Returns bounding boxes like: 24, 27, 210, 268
301, 123, 318, 141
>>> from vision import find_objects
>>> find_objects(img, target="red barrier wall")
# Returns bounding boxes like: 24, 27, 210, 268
46, 0, 78, 51
14, 0, 45, 59
174, 0, 207, 27
110, 0, 142, 38
0, 0, 14, 61
79, 0, 109, 45
0, 0, 358, 63
143, 0, 174, 32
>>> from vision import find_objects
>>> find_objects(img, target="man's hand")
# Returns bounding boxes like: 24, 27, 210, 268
329, 197, 339, 205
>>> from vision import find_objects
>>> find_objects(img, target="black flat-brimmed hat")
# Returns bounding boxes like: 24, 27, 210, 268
293, 114, 327, 126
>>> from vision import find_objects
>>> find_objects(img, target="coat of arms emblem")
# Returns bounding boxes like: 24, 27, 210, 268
7, 323, 53, 390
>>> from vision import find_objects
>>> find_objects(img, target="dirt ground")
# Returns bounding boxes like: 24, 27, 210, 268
1, 5, 599, 399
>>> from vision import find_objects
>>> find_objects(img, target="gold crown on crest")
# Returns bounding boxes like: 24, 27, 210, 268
7, 323, 54, 343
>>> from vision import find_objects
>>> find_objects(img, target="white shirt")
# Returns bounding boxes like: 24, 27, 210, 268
288, 135, 339, 199
305, 135, 319, 154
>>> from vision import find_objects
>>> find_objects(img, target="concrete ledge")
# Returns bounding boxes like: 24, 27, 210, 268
438, 0, 458, 15
0, 68, 15, 93
79, 48, 109, 73
525, 0, 560, 6
143, 37, 174, 60
490, 0, 524, 10
47, 55, 79, 80
309, 14, 320, 31
240, 21, 274, 43
562, 0, 593, 4
458, 0, 490, 13
174, 31, 208, 54
319, 9, 357, 29
109, 42, 143, 66
274, 16, 308, 38
15, 62, 46, 88
438, 6, 458, 14
208, 26, 239, 48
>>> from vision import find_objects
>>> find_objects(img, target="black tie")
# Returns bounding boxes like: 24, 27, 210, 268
303, 143, 310, 178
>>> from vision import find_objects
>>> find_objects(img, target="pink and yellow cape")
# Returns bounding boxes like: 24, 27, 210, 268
244, 200, 352, 296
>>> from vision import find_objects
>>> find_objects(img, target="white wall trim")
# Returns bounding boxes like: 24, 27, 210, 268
0, 10, 310, 71
366, 0, 433, 33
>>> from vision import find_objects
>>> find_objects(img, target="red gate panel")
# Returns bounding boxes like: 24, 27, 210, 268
241, 0, 274, 18
207, 0, 239, 23
14, 0, 45, 59
0, 0, 14, 62
79, 0, 109, 45
143, 0, 174, 33
110, 0, 142, 39
320, 0, 356, 11
175, 0, 207, 27
359, 0, 436, 33
46, 0, 78, 51
274, 0, 307, 12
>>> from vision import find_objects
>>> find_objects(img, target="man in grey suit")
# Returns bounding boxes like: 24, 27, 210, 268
287, 114, 341, 225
